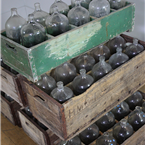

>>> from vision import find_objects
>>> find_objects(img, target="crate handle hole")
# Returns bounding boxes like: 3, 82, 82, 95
35, 95, 45, 102
6, 43, 17, 52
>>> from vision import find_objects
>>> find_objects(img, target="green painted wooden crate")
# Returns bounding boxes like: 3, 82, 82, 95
1, 2, 135, 82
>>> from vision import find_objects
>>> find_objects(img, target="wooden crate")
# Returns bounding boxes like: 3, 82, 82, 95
1, 93, 21, 127
1, 2, 135, 82
0, 66, 27, 106
18, 34, 145, 140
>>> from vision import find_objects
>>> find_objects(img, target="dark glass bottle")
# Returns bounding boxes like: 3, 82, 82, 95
107, 35, 126, 54
67, 136, 82, 145
79, 124, 99, 144
109, 47, 129, 69
90, 45, 111, 62
96, 132, 117, 145
128, 106, 145, 131
125, 91, 143, 110
96, 112, 115, 132
125, 38, 144, 59
73, 54, 95, 72
54, 62, 77, 85
36, 74, 56, 95
51, 81, 73, 103
113, 119, 133, 144
72, 69, 94, 95
92, 56, 112, 81
111, 101, 130, 120
142, 102, 145, 113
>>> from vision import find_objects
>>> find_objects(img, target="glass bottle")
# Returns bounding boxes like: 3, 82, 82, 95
68, 0, 90, 26
89, 0, 110, 18
54, 62, 77, 85
24, 106, 33, 118
90, 45, 111, 62
67, 136, 82, 145
21, 14, 46, 48
96, 112, 115, 132
58, 141, 67, 145
35, 74, 56, 95
108, 0, 126, 10
92, 56, 112, 81
32, 3, 49, 27
113, 119, 133, 144
79, 124, 99, 144
71, 0, 91, 9
107, 35, 126, 54
50, 81, 73, 103
109, 47, 129, 69
111, 101, 130, 120
73, 54, 95, 72
125, 91, 143, 110
50, 0, 69, 16
72, 69, 94, 95
142, 102, 145, 113
125, 38, 144, 59
5, 8, 27, 43
46, 6, 69, 36
5, 93, 14, 102
96, 132, 117, 145
128, 106, 145, 131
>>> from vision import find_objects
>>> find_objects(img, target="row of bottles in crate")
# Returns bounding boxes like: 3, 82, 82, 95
5, 0, 126, 47
2, 90, 145, 145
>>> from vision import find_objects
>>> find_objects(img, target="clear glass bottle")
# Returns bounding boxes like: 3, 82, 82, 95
107, 35, 126, 54
32, 3, 49, 27
111, 101, 130, 120
89, 0, 110, 18
90, 45, 111, 62
79, 124, 99, 144
113, 119, 133, 144
72, 69, 94, 95
96, 112, 115, 132
73, 54, 95, 72
125, 38, 144, 59
5, 93, 14, 102
108, 0, 126, 10
46, 6, 69, 36
68, 0, 90, 26
128, 106, 145, 131
109, 47, 129, 69
96, 132, 117, 145
125, 91, 143, 110
36, 74, 56, 95
51, 81, 73, 103
21, 14, 46, 48
142, 102, 145, 113
71, 0, 91, 9
50, 0, 69, 16
92, 56, 112, 81
54, 62, 77, 85
5, 8, 27, 43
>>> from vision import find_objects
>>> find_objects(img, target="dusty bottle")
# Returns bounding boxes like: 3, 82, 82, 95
73, 54, 95, 72
109, 47, 129, 69
68, 0, 90, 26
72, 69, 94, 95
107, 35, 126, 54
92, 56, 112, 81
90, 45, 111, 62
36, 74, 56, 95
108, 0, 126, 10
128, 106, 145, 131
111, 101, 130, 120
142, 102, 145, 113
125, 38, 144, 59
79, 124, 99, 144
51, 81, 73, 103
71, 0, 91, 9
5, 8, 27, 43
54, 62, 77, 85
32, 3, 49, 27
96, 132, 117, 145
96, 112, 115, 132
125, 91, 143, 110
113, 119, 133, 144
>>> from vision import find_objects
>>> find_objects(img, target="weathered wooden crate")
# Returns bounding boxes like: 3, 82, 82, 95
18, 34, 145, 140
1, 92, 21, 127
1, 2, 135, 82
0, 66, 27, 106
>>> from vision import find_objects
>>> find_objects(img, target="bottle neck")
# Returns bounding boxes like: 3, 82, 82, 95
57, 81, 64, 91
116, 47, 122, 55
55, 0, 61, 3
52, 6, 59, 14
80, 69, 86, 79
133, 38, 138, 46
11, 8, 18, 16
103, 132, 109, 137
34, 3, 41, 11
120, 119, 127, 128
99, 55, 105, 65
75, 0, 81, 7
